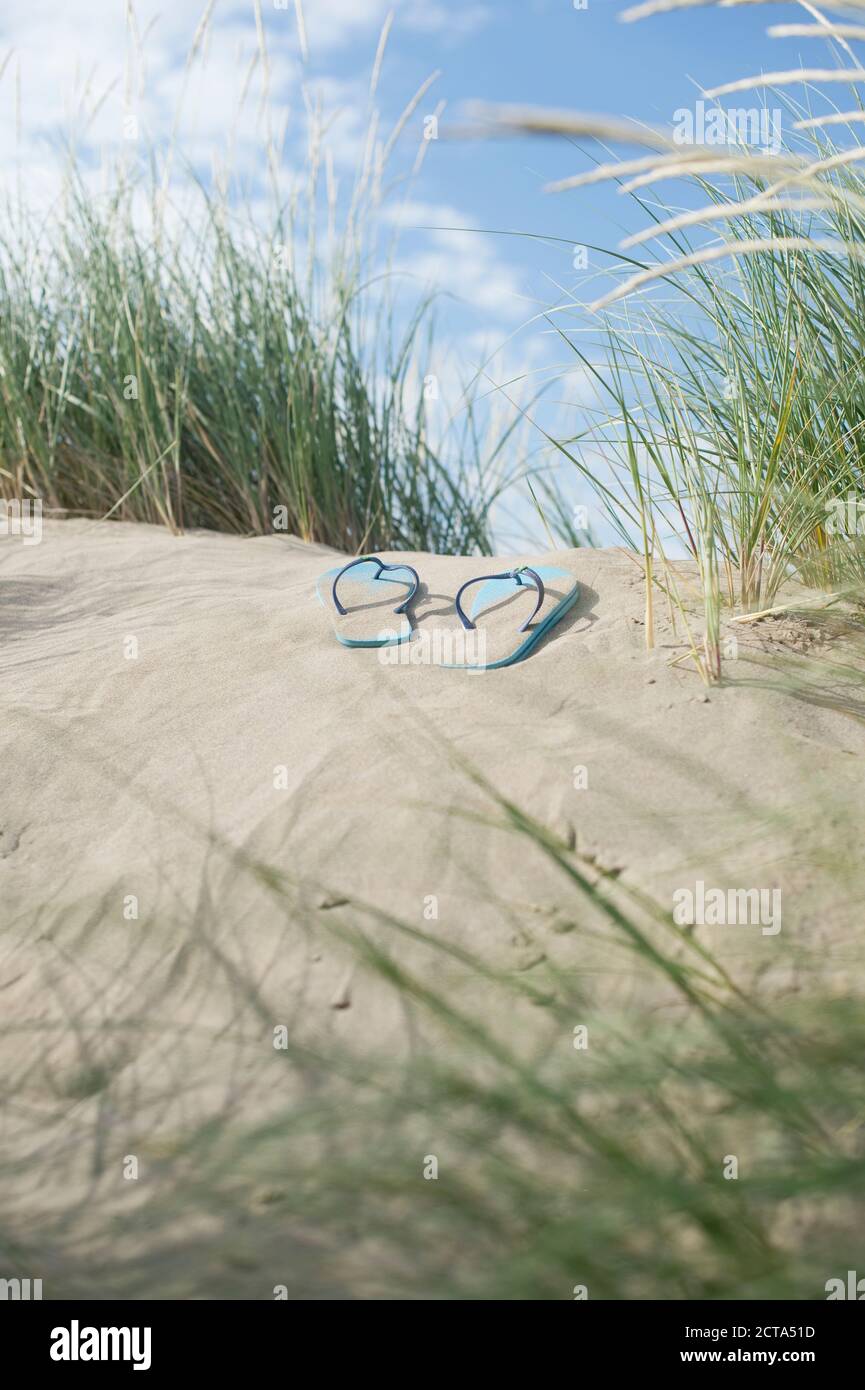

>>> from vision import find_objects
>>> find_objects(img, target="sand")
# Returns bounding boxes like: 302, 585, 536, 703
1, 519, 863, 1297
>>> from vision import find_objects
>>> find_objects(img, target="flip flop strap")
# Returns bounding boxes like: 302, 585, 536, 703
332, 556, 420, 616
454, 566, 545, 633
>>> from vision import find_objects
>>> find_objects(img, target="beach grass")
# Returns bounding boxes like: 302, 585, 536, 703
0, 12, 503, 558
471, 2, 865, 675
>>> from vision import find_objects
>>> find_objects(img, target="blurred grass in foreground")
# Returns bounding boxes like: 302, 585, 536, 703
2, 749, 863, 1301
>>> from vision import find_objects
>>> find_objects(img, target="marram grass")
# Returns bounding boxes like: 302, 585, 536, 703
0, 3, 506, 558
0, 170, 501, 556
479, 0, 865, 677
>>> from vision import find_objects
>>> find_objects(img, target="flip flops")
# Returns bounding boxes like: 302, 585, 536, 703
315, 556, 420, 647
316, 555, 578, 667
444, 563, 580, 670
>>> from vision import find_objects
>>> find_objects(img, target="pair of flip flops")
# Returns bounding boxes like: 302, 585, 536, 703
316, 555, 579, 670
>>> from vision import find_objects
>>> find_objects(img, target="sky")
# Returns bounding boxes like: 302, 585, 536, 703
0, 0, 848, 544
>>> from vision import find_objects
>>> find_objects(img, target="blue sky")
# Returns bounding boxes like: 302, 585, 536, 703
0, 0, 847, 544
275, 1, 817, 323
0, 0, 827, 336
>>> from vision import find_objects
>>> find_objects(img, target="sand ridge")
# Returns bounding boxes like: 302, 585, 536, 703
1, 520, 863, 1295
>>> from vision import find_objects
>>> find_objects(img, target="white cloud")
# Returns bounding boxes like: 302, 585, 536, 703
383, 199, 528, 320
0, 1, 478, 203
0, 3, 293, 187
293, 0, 490, 52
288, 0, 391, 52
403, 3, 491, 40
0, 0, 520, 392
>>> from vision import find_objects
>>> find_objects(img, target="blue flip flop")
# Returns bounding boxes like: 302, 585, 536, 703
316, 555, 420, 648
441, 563, 579, 670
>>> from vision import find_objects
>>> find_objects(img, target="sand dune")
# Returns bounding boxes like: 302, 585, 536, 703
1, 520, 862, 1296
